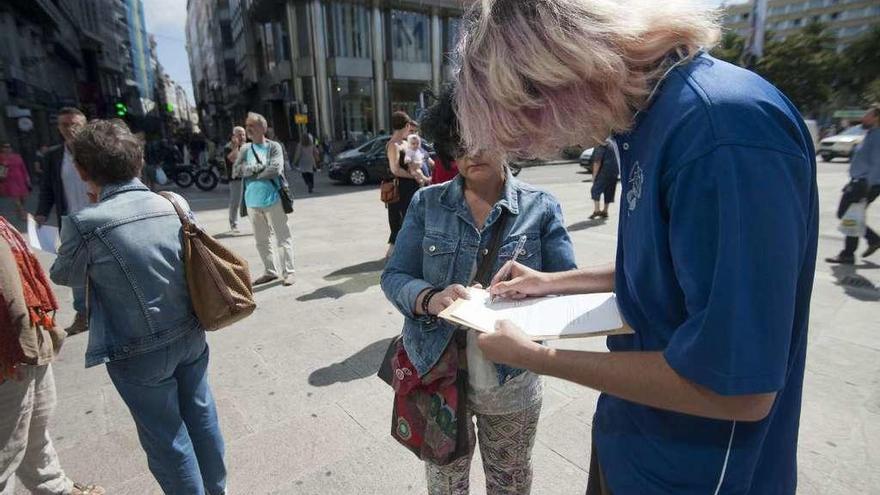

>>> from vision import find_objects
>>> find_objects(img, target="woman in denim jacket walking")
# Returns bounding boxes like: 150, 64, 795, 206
50, 120, 227, 495
381, 86, 577, 494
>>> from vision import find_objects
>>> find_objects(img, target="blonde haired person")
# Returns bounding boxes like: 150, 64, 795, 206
456, 1, 819, 494
233, 112, 295, 286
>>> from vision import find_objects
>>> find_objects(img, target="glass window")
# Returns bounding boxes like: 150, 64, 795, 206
296, 3, 311, 58
391, 10, 430, 63
331, 77, 375, 142
326, 2, 371, 58
389, 81, 428, 121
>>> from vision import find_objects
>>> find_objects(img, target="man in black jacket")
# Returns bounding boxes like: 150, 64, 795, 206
34, 107, 90, 335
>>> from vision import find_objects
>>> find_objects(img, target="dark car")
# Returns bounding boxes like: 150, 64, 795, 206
328, 136, 393, 185
328, 136, 438, 185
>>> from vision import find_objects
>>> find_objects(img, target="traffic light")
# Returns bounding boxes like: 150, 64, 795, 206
115, 102, 128, 117
166, 103, 174, 113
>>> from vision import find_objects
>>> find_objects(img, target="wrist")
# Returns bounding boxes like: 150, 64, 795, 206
522, 342, 552, 374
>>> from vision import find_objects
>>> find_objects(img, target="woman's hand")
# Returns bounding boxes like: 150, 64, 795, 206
426, 284, 471, 316
489, 261, 554, 300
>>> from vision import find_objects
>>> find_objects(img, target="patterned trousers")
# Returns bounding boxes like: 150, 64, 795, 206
426, 402, 542, 495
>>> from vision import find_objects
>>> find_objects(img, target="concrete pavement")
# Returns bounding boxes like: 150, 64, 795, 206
5, 159, 879, 494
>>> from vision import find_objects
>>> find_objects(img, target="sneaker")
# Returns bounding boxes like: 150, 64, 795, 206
253, 274, 277, 285
229, 227, 240, 234
825, 254, 855, 265
281, 274, 295, 286
863, 242, 880, 259
65, 312, 89, 336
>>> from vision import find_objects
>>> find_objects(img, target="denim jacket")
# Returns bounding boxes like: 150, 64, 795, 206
380, 172, 577, 384
50, 179, 201, 367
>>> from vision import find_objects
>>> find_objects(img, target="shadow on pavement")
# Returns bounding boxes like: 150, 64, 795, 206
253, 279, 284, 293
567, 219, 607, 232
308, 337, 394, 386
297, 259, 386, 302
830, 263, 880, 302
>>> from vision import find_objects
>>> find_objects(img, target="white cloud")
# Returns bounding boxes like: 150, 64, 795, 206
143, 0, 188, 34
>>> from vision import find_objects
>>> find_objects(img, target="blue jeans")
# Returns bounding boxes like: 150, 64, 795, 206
107, 330, 226, 495
72, 286, 85, 314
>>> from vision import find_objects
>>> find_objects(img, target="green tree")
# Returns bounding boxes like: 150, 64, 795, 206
712, 30, 745, 65
754, 22, 840, 116
839, 26, 880, 105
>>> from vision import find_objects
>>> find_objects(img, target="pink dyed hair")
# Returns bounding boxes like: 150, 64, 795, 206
454, 0, 721, 158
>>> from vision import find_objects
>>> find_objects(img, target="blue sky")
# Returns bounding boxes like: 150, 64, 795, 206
144, 0, 738, 107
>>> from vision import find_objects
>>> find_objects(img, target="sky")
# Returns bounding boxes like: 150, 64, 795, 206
143, 0, 737, 107
143, 0, 194, 105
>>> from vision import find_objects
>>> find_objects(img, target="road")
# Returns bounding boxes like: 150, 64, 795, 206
6, 159, 879, 494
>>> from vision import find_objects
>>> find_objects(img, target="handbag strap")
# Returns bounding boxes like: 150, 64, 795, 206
472, 210, 509, 287
158, 191, 193, 228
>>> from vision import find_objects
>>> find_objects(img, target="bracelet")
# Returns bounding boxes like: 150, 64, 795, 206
421, 288, 441, 317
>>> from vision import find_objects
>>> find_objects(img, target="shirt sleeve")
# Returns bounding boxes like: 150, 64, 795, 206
662, 145, 812, 396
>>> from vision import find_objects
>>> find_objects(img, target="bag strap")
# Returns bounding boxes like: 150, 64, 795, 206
473, 210, 509, 287
158, 191, 192, 227
250, 143, 263, 166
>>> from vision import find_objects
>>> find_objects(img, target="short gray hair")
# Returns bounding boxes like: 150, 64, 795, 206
232, 125, 245, 134
246, 112, 267, 129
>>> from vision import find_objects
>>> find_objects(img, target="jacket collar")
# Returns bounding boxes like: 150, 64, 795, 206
99, 178, 149, 201
439, 168, 520, 216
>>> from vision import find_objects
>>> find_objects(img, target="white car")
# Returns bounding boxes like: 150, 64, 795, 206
579, 147, 595, 172
818, 126, 867, 162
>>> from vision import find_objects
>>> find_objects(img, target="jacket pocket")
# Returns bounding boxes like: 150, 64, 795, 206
498, 233, 540, 263
422, 233, 458, 285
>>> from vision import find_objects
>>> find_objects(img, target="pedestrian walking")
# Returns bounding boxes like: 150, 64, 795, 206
0, 216, 105, 495
34, 107, 90, 336
49, 119, 227, 495
454, 1, 818, 494
826, 104, 880, 264
224, 126, 247, 233
385, 111, 420, 259
293, 134, 321, 193
0, 143, 30, 222
233, 112, 295, 286
588, 140, 619, 220
381, 85, 577, 495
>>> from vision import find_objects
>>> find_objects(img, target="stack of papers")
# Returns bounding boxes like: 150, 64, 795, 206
27, 215, 59, 254
439, 288, 632, 340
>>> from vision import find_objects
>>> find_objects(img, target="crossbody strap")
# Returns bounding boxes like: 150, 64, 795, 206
158, 192, 193, 228
472, 210, 509, 287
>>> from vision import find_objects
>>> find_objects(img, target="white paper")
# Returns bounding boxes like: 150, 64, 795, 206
446, 288, 624, 339
27, 215, 59, 254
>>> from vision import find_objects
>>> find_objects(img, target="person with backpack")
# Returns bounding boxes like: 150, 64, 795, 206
49, 119, 227, 495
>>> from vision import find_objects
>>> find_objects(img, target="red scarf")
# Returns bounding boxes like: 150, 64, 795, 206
0, 217, 58, 379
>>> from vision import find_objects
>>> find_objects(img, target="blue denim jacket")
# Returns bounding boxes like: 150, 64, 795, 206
380, 173, 577, 383
50, 179, 201, 367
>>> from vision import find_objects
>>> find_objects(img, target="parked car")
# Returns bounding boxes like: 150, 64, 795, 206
579, 147, 595, 173
328, 136, 440, 185
818, 125, 867, 162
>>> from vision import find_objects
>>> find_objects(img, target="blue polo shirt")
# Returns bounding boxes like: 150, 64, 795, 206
594, 54, 818, 494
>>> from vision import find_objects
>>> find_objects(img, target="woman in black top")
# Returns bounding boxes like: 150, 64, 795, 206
385, 111, 426, 258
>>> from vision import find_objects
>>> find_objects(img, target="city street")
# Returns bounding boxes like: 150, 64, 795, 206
6, 159, 880, 495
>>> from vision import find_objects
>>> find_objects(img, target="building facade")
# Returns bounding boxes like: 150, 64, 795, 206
187, 0, 463, 147
124, 0, 155, 106
722, 0, 880, 51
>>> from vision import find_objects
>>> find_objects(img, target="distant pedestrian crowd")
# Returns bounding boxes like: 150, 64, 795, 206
1, 1, 878, 494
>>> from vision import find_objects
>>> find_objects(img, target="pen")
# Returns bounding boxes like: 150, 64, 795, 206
490, 235, 528, 303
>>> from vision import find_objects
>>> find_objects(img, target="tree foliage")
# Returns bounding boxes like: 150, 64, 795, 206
711, 23, 880, 114
753, 22, 839, 116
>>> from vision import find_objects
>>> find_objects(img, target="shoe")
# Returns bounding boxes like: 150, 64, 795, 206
825, 254, 855, 265
281, 274, 295, 286
599, 211, 609, 218
589, 211, 601, 219
229, 227, 240, 234
253, 274, 277, 285
71, 482, 105, 495
863, 242, 880, 258
65, 312, 89, 336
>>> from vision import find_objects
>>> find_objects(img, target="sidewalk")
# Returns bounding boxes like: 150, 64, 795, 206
6, 162, 879, 494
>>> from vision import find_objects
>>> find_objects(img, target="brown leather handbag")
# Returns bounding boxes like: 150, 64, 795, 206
380, 178, 399, 204
160, 192, 256, 331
